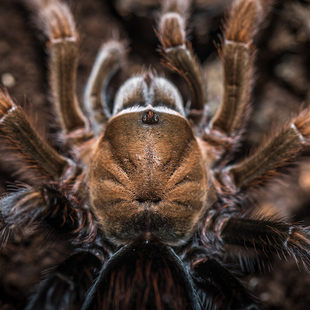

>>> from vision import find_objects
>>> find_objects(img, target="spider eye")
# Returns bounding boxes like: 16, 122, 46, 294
142, 110, 159, 124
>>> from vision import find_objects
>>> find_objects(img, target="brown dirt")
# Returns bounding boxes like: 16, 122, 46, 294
1, 0, 310, 309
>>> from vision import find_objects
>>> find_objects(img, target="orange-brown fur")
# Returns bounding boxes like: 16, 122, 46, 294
89, 110, 208, 245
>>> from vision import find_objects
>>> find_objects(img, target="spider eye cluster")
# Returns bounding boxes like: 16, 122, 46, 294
142, 110, 159, 124
89, 107, 208, 245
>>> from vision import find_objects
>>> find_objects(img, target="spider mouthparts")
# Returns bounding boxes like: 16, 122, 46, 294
142, 110, 159, 124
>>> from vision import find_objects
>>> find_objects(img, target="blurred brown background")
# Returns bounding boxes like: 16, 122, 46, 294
1, 0, 310, 309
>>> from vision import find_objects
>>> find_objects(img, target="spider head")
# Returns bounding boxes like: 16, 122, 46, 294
89, 76, 208, 246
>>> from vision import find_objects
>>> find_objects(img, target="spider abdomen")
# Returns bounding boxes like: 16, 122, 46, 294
89, 108, 208, 245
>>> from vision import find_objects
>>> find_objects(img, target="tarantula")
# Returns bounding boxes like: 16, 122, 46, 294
1, 0, 310, 309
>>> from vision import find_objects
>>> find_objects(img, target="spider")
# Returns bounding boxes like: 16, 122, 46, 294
1, 0, 310, 309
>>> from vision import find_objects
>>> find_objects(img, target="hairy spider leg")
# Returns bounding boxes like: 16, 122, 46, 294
203, 0, 263, 156
219, 217, 310, 272
25, 0, 88, 136
84, 40, 127, 129
0, 90, 72, 180
0, 186, 85, 246
221, 108, 310, 193
157, 0, 206, 123
192, 258, 263, 309
200, 208, 310, 273
25, 251, 102, 310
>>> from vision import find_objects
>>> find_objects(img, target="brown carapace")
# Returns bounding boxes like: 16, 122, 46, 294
1, 0, 310, 309
89, 77, 209, 246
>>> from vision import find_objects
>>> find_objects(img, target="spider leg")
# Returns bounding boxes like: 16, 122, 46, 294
84, 40, 127, 129
192, 258, 263, 310
0, 90, 73, 180
222, 217, 310, 271
25, 250, 102, 310
0, 185, 94, 247
193, 280, 224, 310
217, 109, 310, 193
203, 0, 263, 155
25, 0, 89, 137
157, 0, 206, 122
201, 213, 310, 273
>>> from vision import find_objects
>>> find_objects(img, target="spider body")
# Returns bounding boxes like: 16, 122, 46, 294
1, 0, 310, 309
90, 102, 209, 245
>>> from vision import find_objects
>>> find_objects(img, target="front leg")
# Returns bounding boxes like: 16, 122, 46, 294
157, 0, 206, 121
25, 0, 89, 138
203, 0, 263, 155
